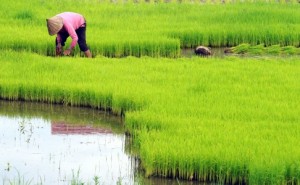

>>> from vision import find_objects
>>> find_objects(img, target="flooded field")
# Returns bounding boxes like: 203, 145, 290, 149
0, 100, 211, 185
0, 101, 135, 185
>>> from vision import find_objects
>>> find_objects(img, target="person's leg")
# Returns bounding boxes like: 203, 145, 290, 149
76, 24, 92, 58
84, 50, 92, 58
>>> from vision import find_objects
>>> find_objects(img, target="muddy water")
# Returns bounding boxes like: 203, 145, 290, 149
0, 101, 214, 185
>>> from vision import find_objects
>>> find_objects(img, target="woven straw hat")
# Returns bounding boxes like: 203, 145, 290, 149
46, 16, 63, 35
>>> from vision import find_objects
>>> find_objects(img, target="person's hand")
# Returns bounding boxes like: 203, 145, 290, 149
63, 49, 72, 56
56, 43, 62, 56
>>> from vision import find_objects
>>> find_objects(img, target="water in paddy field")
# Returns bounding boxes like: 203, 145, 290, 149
0, 100, 216, 185
0, 101, 134, 185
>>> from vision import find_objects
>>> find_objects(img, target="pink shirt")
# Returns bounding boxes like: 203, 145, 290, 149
56, 12, 85, 49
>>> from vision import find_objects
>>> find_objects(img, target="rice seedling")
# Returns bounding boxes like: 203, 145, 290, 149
229, 43, 300, 55
0, 0, 299, 57
266, 44, 281, 54
0, 50, 299, 184
71, 169, 84, 185
282, 46, 300, 55
1, 0, 300, 184
248, 44, 264, 55
6, 169, 33, 185
231, 43, 250, 54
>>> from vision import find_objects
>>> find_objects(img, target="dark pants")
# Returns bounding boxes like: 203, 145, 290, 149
56, 23, 89, 52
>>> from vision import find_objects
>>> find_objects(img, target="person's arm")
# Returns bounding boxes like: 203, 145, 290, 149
56, 34, 62, 45
56, 35, 62, 56
63, 23, 78, 55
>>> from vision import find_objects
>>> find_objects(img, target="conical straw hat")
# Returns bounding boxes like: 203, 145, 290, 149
46, 16, 63, 35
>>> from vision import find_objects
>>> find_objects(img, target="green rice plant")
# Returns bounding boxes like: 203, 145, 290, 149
0, 1, 299, 57
248, 44, 264, 55
229, 44, 300, 55
1, 50, 300, 184
93, 176, 100, 185
1, 0, 300, 184
14, 10, 34, 20
231, 43, 250, 54
71, 169, 84, 185
281, 46, 298, 55
266, 44, 281, 54
7, 169, 33, 185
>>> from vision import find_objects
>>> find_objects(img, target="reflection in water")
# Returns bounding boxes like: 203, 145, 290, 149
51, 121, 113, 135
0, 101, 135, 185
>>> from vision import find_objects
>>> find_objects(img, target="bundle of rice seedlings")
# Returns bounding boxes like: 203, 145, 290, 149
266, 44, 281, 54
231, 43, 250, 54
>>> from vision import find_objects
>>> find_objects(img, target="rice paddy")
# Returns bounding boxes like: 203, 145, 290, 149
0, 0, 300, 184
0, 0, 299, 57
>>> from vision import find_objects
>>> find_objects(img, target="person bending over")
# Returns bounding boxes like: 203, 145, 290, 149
46, 12, 92, 58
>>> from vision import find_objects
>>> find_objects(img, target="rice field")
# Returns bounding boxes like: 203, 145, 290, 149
1, 50, 300, 184
0, 0, 299, 57
1, 0, 300, 184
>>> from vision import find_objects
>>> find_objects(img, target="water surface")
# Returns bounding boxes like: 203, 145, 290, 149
0, 101, 134, 185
